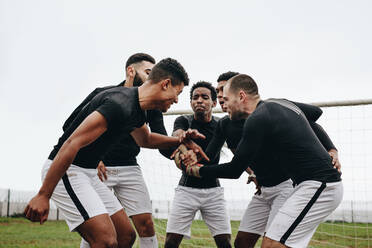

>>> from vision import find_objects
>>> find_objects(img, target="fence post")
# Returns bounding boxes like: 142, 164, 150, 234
7, 189, 10, 217
57, 208, 59, 221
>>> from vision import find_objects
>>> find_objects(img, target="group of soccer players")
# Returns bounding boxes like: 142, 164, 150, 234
24, 53, 343, 248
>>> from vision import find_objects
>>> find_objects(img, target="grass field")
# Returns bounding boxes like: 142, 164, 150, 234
0, 217, 371, 247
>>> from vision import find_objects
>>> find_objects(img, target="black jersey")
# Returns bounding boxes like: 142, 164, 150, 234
48, 87, 146, 169
205, 100, 336, 187
174, 115, 220, 188
62, 81, 168, 166
200, 99, 341, 185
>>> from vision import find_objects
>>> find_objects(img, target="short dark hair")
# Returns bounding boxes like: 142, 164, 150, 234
190, 81, 217, 101
228, 74, 259, 95
148, 58, 189, 86
217, 71, 239, 82
125, 53, 156, 68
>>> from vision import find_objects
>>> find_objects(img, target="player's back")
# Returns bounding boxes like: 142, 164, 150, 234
263, 99, 341, 184
48, 87, 146, 169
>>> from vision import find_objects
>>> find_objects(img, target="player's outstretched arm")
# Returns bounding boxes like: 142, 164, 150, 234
24, 111, 108, 224
205, 121, 227, 163
131, 124, 180, 149
188, 112, 270, 179
132, 125, 209, 161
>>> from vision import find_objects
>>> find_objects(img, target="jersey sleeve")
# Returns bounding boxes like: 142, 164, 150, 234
291, 101, 323, 122
200, 108, 271, 179
62, 88, 102, 131
310, 122, 337, 151
147, 110, 175, 159
148, 110, 168, 135
173, 116, 189, 132
205, 119, 226, 163
62, 86, 116, 131
96, 99, 125, 129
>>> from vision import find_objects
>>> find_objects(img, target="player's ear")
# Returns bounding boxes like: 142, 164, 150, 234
126, 66, 136, 78
212, 100, 217, 108
161, 79, 171, 91
239, 90, 245, 101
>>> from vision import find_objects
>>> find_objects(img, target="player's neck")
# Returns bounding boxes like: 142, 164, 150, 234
194, 112, 212, 123
123, 78, 134, 87
137, 82, 159, 110
245, 95, 261, 115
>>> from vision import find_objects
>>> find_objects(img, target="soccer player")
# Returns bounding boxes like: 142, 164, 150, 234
183, 74, 343, 248
215, 71, 260, 191
207, 73, 341, 248
216, 71, 239, 112
63, 53, 167, 248
24, 58, 206, 248
164, 81, 232, 248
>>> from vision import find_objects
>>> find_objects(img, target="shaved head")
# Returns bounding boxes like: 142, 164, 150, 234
227, 74, 259, 96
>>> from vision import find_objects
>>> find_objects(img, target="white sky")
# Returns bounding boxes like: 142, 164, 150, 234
1, 0, 372, 191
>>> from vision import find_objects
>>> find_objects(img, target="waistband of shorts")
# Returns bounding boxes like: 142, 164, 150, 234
261, 178, 293, 189
176, 185, 222, 192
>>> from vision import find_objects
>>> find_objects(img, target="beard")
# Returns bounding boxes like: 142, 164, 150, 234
133, 72, 145, 86
230, 110, 246, 121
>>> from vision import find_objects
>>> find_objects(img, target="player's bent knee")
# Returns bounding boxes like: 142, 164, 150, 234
117, 228, 136, 248
132, 214, 155, 237
164, 233, 183, 248
90, 236, 118, 248
234, 232, 260, 248
139, 218, 155, 236
214, 234, 231, 248
261, 237, 287, 248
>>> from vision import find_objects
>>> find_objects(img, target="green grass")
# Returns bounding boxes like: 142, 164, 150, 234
1, 218, 371, 247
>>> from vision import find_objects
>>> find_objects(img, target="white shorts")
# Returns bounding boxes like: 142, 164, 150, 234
239, 179, 294, 235
166, 186, 231, 239
266, 180, 343, 248
102, 166, 152, 217
42, 160, 122, 232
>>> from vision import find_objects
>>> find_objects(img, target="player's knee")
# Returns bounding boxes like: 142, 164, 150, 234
92, 235, 118, 248
234, 239, 254, 248
214, 235, 231, 248
117, 229, 136, 248
164, 235, 180, 248
137, 217, 155, 237
234, 233, 259, 248
234, 237, 244, 248
261, 237, 283, 248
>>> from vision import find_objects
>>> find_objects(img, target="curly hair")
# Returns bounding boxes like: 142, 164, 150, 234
148, 58, 189, 86
190, 81, 217, 101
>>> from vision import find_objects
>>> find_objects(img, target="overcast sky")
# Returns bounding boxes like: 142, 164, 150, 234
1, 0, 371, 191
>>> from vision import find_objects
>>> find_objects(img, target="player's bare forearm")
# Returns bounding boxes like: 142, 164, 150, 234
132, 124, 180, 149
40, 111, 108, 198
39, 140, 80, 198
145, 133, 180, 149
25, 111, 108, 223
246, 167, 254, 175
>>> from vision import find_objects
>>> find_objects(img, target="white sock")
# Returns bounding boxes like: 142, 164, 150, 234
139, 235, 158, 248
80, 238, 90, 248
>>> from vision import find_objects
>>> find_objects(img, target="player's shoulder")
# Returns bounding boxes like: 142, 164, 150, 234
103, 87, 137, 104
264, 98, 305, 116
175, 114, 191, 124
146, 109, 164, 122
218, 115, 230, 124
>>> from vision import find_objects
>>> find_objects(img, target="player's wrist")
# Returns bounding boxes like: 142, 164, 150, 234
37, 189, 52, 199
